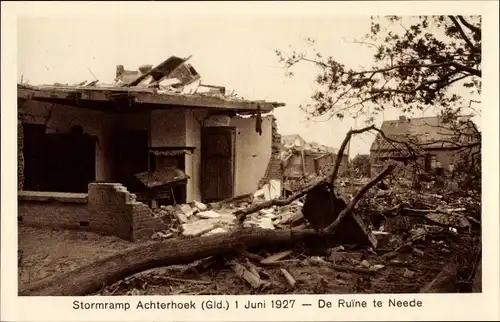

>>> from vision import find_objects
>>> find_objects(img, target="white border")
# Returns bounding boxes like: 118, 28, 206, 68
2, 1, 499, 321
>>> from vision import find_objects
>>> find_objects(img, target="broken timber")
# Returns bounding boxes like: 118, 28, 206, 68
21, 227, 351, 296
17, 85, 284, 113
420, 261, 458, 293
235, 125, 397, 249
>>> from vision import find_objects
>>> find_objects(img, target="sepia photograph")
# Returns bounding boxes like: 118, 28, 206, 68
15, 11, 484, 300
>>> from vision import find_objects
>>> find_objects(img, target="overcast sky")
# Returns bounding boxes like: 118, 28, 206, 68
17, 14, 480, 158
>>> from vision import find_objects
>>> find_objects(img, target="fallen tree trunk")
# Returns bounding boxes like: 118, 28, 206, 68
21, 166, 396, 296
20, 227, 335, 296
420, 261, 458, 293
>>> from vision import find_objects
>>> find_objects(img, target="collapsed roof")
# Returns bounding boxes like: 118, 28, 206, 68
281, 133, 347, 159
18, 55, 285, 114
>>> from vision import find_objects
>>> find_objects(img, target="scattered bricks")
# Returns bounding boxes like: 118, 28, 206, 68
182, 219, 219, 236
173, 211, 189, 223
132, 201, 168, 241
193, 200, 207, 211
179, 204, 194, 218
197, 210, 221, 219
372, 231, 392, 249
403, 268, 416, 278
202, 227, 228, 236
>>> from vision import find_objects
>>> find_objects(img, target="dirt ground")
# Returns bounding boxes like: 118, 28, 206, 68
18, 174, 481, 296
17, 224, 479, 296
18, 226, 136, 289
94, 231, 479, 296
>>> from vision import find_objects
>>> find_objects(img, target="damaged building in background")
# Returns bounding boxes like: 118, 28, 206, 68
280, 134, 349, 194
369, 115, 480, 177
17, 55, 285, 240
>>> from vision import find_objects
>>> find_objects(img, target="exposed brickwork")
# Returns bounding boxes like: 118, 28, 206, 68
259, 116, 282, 187
132, 201, 165, 241
87, 183, 168, 241
87, 183, 135, 240
18, 183, 167, 242
18, 201, 90, 229
18, 121, 24, 191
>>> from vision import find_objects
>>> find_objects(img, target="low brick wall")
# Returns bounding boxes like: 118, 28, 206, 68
18, 193, 90, 230
18, 183, 167, 242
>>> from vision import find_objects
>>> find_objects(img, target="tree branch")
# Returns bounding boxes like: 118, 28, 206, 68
290, 56, 480, 78
329, 125, 378, 185
350, 62, 456, 76
237, 125, 394, 222
450, 62, 481, 77
324, 163, 396, 234
457, 15, 481, 36
448, 15, 477, 53
370, 73, 470, 96
234, 176, 326, 222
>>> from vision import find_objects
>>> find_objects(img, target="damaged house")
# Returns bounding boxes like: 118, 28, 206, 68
369, 115, 480, 177
281, 134, 349, 194
17, 56, 285, 240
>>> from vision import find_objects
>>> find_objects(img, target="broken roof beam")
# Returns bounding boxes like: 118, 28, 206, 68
124, 55, 191, 87
17, 86, 285, 113
133, 92, 282, 112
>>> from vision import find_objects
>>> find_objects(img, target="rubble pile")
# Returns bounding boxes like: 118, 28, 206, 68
150, 196, 307, 240
105, 173, 480, 296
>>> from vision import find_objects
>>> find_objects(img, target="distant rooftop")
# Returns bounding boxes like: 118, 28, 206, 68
370, 115, 478, 155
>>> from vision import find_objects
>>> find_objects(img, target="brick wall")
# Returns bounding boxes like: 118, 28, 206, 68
313, 153, 335, 175
18, 121, 24, 191
87, 183, 135, 240
18, 183, 167, 242
259, 116, 282, 187
132, 202, 165, 240
18, 198, 90, 229
87, 183, 168, 241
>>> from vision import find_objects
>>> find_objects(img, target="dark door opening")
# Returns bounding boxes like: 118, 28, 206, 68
45, 130, 97, 193
201, 127, 235, 202
115, 131, 149, 192
22, 123, 47, 191
23, 123, 96, 193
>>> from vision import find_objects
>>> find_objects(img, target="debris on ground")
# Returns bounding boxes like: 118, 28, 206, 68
19, 170, 481, 296
91, 171, 482, 296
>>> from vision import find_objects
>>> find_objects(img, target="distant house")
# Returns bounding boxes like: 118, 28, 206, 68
281, 134, 307, 149
369, 115, 479, 177
280, 134, 348, 192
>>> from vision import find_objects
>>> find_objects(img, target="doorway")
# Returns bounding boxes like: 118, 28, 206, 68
201, 127, 235, 202
115, 131, 149, 191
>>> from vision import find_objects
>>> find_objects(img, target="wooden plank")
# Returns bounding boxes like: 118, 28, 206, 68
18, 87, 283, 112
134, 92, 279, 112
260, 250, 293, 264
420, 262, 458, 293
124, 56, 190, 87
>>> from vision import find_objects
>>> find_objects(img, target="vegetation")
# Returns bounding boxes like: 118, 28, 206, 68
276, 15, 482, 189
